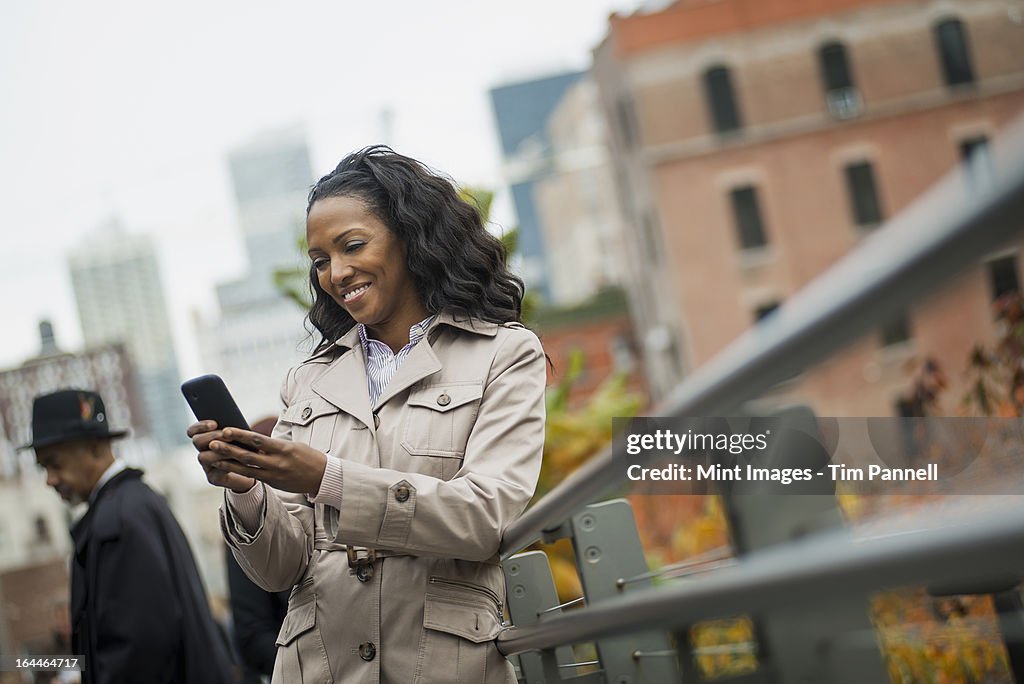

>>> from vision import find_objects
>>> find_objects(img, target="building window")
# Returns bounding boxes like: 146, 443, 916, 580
988, 256, 1020, 301
960, 135, 992, 188
819, 42, 862, 119
704, 66, 743, 134
881, 311, 912, 347
34, 515, 51, 544
616, 96, 638, 148
755, 301, 781, 322
729, 186, 768, 249
844, 161, 884, 228
934, 18, 975, 87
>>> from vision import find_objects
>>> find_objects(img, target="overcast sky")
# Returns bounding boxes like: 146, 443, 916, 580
0, 0, 642, 376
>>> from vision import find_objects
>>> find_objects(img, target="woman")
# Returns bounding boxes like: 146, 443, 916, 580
189, 146, 546, 683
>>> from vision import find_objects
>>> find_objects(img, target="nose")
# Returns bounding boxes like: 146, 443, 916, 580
46, 471, 59, 488
330, 258, 354, 286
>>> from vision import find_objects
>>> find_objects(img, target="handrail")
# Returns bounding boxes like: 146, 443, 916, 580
497, 499, 1024, 655
499, 116, 1024, 560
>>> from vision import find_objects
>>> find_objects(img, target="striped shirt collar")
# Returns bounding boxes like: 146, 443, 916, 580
357, 315, 436, 406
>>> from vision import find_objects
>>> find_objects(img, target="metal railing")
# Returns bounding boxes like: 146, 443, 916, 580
495, 115, 1024, 680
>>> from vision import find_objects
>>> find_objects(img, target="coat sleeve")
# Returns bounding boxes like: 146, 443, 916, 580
322, 327, 546, 561
221, 365, 316, 592
91, 501, 183, 683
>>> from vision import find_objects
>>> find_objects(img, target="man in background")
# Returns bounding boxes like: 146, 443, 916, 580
25, 389, 235, 684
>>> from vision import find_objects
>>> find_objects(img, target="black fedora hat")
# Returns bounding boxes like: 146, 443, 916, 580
18, 389, 129, 451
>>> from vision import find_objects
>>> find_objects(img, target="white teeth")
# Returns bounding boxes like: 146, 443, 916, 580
343, 284, 370, 301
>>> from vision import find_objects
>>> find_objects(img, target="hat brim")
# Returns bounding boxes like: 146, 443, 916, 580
18, 428, 130, 451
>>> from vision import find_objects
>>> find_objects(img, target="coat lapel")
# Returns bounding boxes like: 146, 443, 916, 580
373, 335, 442, 410
311, 343, 375, 430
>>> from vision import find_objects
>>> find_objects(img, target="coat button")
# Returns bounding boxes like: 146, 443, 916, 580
359, 641, 376, 661
301, 406, 312, 420
437, 393, 451, 407
395, 486, 410, 503
373, 413, 380, 429
356, 564, 373, 583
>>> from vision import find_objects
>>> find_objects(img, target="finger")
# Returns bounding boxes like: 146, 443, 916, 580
220, 428, 283, 453
192, 429, 225, 453
197, 449, 241, 471
214, 457, 269, 482
186, 421, 219, 438
210, 440, 271, 467
206, 466, 251, 491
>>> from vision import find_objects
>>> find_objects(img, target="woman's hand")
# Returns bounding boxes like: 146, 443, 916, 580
188, 421, 257, 494
200, 427, 328, 496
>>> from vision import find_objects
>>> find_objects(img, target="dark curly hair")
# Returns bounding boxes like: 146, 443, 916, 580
304, 145, 525, 355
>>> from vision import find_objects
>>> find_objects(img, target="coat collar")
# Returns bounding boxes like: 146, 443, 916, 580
333, 311, 499, 353
309, 313, 500, 426
71, 468, 144, 554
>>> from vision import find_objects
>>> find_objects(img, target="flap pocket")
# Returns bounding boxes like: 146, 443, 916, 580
407, 383, 483, 414
280, 396, 339, 426
423, 589, 502, 644
276, 597, 316, 647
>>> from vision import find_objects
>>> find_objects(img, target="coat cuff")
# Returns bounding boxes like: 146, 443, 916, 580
225, 482, 266, 536
310, 456, 343, 508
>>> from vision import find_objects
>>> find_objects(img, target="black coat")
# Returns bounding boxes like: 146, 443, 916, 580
70, 468, 235, 684
225, 546, 288, 679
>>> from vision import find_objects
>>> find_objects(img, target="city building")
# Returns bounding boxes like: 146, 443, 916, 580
532, 76, 629, 306
196, 126, 315, 421
593, 0, 1024, 412
0, 321, 151, 479
69, 221, 185, 448
490, 71, 586, 303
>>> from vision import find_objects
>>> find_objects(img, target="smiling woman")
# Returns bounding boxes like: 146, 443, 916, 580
188, 146, 546, 684
306, 195, 427, 353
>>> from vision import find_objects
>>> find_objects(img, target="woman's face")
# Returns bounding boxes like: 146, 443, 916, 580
307, 195, 426, 336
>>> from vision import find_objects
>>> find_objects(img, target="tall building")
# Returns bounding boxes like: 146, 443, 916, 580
490, 71, 586, 303
532, 76, 629, 305
69, 223, 185, 449
196, 126, 315, 421
222, 124, 315, 309
593, 0, 1024, 410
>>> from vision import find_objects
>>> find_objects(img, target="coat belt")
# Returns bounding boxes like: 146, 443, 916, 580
313, 537, 408, 564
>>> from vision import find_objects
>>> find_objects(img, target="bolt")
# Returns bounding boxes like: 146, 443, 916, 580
513, 584, 526, 598
585, 546, 601, 563
580, 514, 596, 531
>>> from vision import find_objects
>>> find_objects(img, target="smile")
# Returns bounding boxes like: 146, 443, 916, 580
342, 284, 371, 302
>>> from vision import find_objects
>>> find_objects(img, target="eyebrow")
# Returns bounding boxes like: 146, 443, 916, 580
308, 228, 363, 255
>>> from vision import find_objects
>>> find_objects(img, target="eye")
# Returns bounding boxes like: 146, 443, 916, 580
344, 241, 365, 254
312, 257, 329, 271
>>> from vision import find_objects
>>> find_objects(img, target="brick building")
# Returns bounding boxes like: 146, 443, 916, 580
594, 0, 1024, 413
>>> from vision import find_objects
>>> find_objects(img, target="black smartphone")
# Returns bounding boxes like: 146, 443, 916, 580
181, 374, 257, 452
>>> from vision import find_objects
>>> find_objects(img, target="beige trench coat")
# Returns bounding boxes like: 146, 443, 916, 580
220, 313, 545, 683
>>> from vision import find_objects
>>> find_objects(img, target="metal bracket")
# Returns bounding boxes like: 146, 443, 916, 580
569, 499, 681, 683
504, 550, 603, 683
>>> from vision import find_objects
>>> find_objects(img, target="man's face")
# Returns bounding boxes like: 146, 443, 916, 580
35, 441, 102, 505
